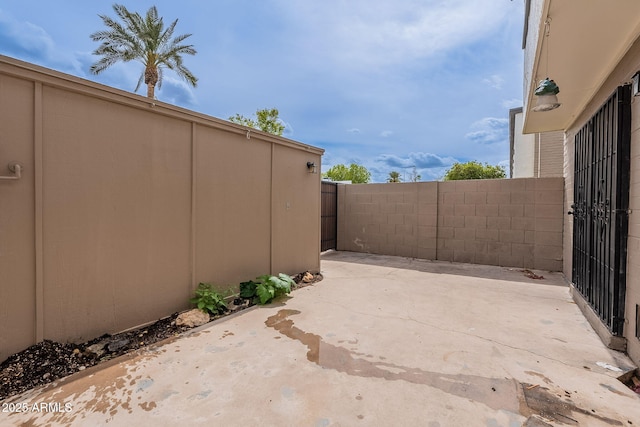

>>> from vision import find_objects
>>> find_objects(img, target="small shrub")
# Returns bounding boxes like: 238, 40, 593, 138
255, 273, 295, 305
190, 283, 227, 315
239, 280, 258, 299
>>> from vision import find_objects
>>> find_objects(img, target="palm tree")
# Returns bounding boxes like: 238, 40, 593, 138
387, 171, 401, 183
89, 4, 197, 99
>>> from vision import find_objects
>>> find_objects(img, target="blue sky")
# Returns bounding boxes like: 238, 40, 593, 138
0, 0, 524, 182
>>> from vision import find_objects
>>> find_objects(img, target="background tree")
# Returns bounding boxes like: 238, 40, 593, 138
323, 163, 371, 184
229, 108, 285, 136
387, 171, 401, 183
90, 4, 197, 99
443, 161, 506, 181
407, 166, 421, 182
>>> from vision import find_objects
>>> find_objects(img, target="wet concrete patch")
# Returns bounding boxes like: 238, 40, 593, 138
521, 383, 623, 425
599, 383, 629, 396
7, 363, 138, 425
266, 309, 630, 425
266, 309, 521, 413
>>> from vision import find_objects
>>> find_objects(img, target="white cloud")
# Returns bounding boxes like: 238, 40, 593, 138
380, 130, 393, 137
465, 117, 509, 145
0, 10, 83, 75
282, 121, 295, 137
276, 0, 510, 69
347, 128, 361, 134
502, 98, 522, 109
377, 152, 456, 169
482, 74, 504, 90
157, 76, 198, 107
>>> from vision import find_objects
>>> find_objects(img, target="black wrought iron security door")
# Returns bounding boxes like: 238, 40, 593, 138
572, 85, 631, 336
321, 181, 338, 251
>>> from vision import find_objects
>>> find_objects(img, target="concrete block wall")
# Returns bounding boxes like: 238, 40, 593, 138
337, 178, 564, 271
437, 178, 563, 270
336, 182, 438, 260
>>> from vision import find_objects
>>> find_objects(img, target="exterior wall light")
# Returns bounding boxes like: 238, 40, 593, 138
533, 77, 561, 112
632, 71, 640, 97
306, 161, 317, 174
533, 18, 561, 112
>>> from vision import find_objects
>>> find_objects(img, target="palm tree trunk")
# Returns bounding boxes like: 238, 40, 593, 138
144, 65, 158, 99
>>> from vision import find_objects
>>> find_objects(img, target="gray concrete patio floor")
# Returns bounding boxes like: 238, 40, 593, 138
3, 251, 639, 426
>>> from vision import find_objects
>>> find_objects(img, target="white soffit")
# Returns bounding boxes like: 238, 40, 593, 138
523, 1, 640, 134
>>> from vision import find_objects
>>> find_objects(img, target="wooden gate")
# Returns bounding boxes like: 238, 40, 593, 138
321, 181, 338, 251
571, 84, 631, 336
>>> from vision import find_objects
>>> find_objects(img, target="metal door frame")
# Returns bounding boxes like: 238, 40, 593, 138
321, 181, 338, 251
571, 84, 631, 336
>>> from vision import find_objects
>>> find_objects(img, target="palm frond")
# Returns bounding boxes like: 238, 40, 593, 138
158, 18, 177, 48
135, 72, 144, 92
156, 67, 164, 89
89, 4, 198, 94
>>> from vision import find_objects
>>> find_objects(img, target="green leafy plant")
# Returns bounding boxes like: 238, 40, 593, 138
239, 280, 258, 298
254, 273, 295, 305
443, 161, 505, 181
190, 283, 227, 314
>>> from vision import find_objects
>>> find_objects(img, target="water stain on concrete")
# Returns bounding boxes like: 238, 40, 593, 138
522, 383, 622, 425
524, 371, 553, 385
266, 309, 626, 425
135, 378, 154, 392
265, 309, 521, 412
204, 345, 228, 353
138, 401, 156, 411
599, 383, 629, 397
9, 363, 136, 425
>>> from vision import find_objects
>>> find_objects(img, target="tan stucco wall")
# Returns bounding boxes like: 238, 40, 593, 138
0, 56, 322, 362
337, 178, 564, 271
563, 35, 640, 366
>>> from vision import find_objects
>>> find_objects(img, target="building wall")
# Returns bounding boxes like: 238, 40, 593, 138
629, 86, 640, 365
511, 109, 564, 178
512, 110, 536, 178
523, 0, 546, 115
538, 131, 564, 177
0, 56, 323, 362
337, 178, 564, 271
563, 35, 640, 366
